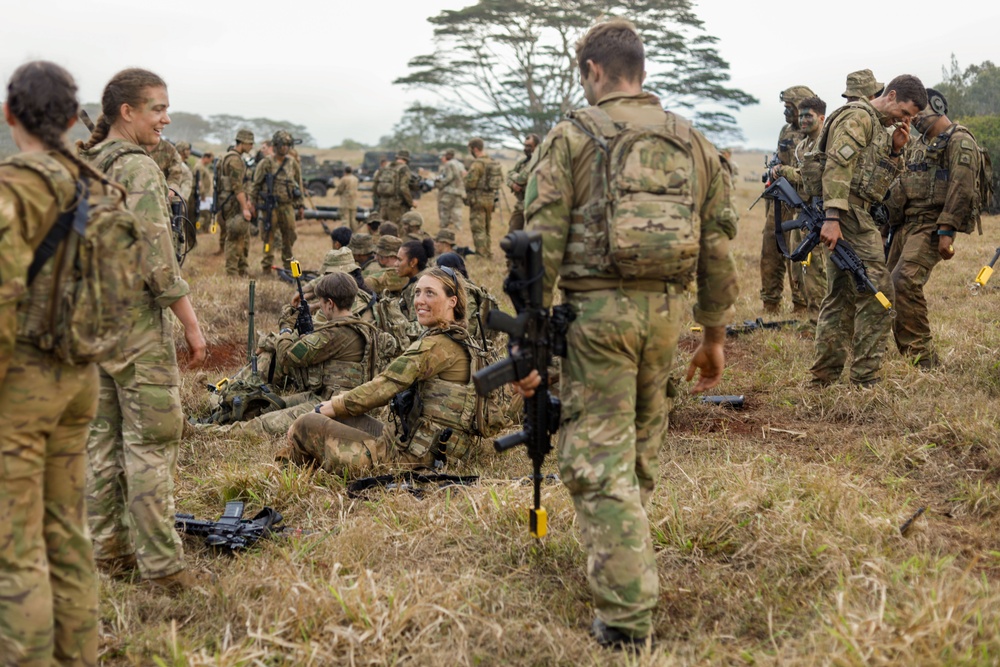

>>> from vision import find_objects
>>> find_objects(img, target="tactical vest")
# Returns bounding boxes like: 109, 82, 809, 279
777, 124, 807, 166
564, 106, 700, 281
291, 319, 378, 399
801, 101, 898, 205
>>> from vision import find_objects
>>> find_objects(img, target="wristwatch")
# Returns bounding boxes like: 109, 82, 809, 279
936, 229, 955, 237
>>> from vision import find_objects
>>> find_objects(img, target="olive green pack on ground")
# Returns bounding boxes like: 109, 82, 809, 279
566, 106, 700, 281
10, 153, 143, 365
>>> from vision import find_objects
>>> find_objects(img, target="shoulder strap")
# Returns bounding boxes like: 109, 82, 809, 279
97, 142, 145, 174
28, 180, 88, 285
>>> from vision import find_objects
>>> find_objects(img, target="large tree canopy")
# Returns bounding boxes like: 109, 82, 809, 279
394, 0, 757, 143
936, 56, 1000, 118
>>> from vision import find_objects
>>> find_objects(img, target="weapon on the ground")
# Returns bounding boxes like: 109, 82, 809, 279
175, 501, 288, 552
974, 247, 1000, 287
473, 230, 574, 539
290, 260, 314, 335
700, 395, 745, 409
690, 318, 799, 337
259, 171, 277, 254
347, 472, 481, 499
274, 266, 320, 285
899, 506, 926, 537
764, 177, 893, 312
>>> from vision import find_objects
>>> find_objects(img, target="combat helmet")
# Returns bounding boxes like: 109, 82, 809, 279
780, 86, 815, 107
272, 130, 294, 147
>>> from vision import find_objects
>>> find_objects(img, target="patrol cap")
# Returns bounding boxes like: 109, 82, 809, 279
175, 141, 191, 152
400, 210, 423, 230
320, 247, 360, 274
435, 229, 456, 245
779, 85, 815, 106
348, 232, 375, 255
376, 235, 402, 257
235, 129, 254, 144
842, 69, 884, 99
396, 149, 411, 161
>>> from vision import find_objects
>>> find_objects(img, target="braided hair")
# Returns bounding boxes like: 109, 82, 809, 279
78, 67, 166, 150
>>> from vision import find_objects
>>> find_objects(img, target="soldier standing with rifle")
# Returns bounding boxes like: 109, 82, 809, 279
217, 129, 255, 275
250, 130, 305, 274
464, 137, 501, 259
513, 19, 738, 649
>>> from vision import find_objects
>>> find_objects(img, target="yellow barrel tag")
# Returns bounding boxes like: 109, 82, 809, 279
264, 242, 271, 253
529, 507, 547, 539
975, 266, 994, 287
875, 292, 892, 310
210, 221, 217, 234
690, 325, 703, 333
291, 260, 302, 279
801, 252, 812, 267
214, 377, 230, 392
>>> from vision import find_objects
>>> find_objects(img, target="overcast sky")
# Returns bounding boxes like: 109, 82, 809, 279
2, 1, 998, 150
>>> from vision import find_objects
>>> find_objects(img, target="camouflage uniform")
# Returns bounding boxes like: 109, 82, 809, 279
465, 154, 498, 258
148, 139, 193, 200
189, 159, 213, 232
334, 173, 360, 231
375, 155, 413, 224
436, 156, 466, 231
249, 153, 304, 272
218, 149, 250, 276
506, 150, 536, 233
888, 122, 981, 365
286, 325, 480, 476
0, 152, 99, 666
774, 133, 829, 313
397, 278, 424, 343
761, 86, 814, 312
80, 139, 192, 580
464, 280, 501, 346
400, 210, 431, 243
810, 97, 901, 385
525, 91, 738, 638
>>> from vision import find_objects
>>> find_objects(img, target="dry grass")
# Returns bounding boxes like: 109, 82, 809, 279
98, 152, 1000, 666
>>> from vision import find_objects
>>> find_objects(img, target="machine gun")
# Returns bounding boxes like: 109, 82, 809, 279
200, 281, 286, 424
175, 501, 287, 552
472, 230, 574, 538
764, 177, 893, 313
975, 247, 1000, 287
290, 260, 313, 335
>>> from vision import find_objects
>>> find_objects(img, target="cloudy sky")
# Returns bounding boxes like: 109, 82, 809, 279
2, 0, 998, 150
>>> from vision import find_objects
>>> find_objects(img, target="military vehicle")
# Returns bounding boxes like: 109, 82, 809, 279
300, 155, 349, 197
359, 151, 440, 179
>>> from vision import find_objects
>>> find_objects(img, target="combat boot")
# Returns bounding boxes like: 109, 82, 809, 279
590, 618, 652, 651
762, 301, 781, 315
95, 553, 137, 579
146, 569, 214, 595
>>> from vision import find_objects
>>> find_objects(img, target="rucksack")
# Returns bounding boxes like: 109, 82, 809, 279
9, 153, 143, 365
567, 106, 700, 281
375, 167, 398, 197
464, 334, 511, 438
485, 159, 504, 193
967, 129, 994, 233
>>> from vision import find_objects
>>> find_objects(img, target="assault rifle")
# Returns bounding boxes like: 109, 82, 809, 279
191, 168, 202, 221
259, 171, 277, 254
210, 154, 223, 234
168, 195, 196, 266
726, 318, 798, 337
473, 230, 574, 538
764, 177, 893, 312
175, 501, 287, 552
974, 247, 1000, 287
761, 151, 781, 184
290, 260, 313, 335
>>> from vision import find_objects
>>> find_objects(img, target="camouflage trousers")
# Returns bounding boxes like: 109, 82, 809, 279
507, 207, 525, 234
437, 193, 464, 231
810, 206, 894, 385
379, 200, 409, 225
887, 220, 942, 364
761, 200, 807, 310
200, 392, 317, 437
468, 203, 494, 259
791, 228, 829, 316
214, 209, 228, 253
196, 210, 212, 233
86, 305, 186, 580
0, 345, 99, 667
260, 205, 297, 272
224, 211, 250, 276
558, 288, 682, 638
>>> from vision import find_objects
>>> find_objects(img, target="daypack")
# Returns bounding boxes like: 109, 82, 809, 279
567, 106, 700, 280
485, 159, 504, 192
374, 166, 398, 197
969, 130, 994, 233
10, 153, 143, 365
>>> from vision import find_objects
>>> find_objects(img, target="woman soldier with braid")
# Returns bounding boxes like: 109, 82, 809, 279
0, 60, 106, 667
78, 68, 207, 593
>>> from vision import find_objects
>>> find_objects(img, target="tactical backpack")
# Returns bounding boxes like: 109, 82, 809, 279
567, 106, 701, 281
375, 167, 398, 197
11, 153, 143, 365
969, 129, 994, 233
485, 159, 504, 193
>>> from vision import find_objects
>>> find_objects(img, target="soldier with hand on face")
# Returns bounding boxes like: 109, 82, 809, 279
249, 130, 305, 273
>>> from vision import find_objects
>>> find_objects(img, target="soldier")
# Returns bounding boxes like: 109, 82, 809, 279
464, 137, 501, 259
436, 148, 466, 231
843, 69, 883, 103
434, 228, 457, 256
288, 268, 499, 476
349, 232, 377, 275
190, 150, 214, 232
515, 19, 738, 648
366, 235, 408, 295
374, 150, 413, 223
217, 129, 256, 274
435, 252, 501, 346
400, 209, 431, 242
810, 75, 927, 386
370, 157, 390, 212
78, 68, 208, 592
770, 96, 829, 319
250, 130, 305, 273
506, 133, 540, 232
887, 88, 982, 368
0, 59, 110, 667
195, 273, 384, 437
397, 239, 436, 342
330, 225, 352, 250
334, 165, 360, 231
147, 136, 193, 201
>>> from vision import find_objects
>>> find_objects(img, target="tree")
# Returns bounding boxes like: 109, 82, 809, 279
395, 0, 756, 143
937, 55, 1000, 118
385, 103, 479, 152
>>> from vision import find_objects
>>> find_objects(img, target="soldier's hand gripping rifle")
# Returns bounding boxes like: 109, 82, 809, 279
748, 151, 783, 210
764, 177, 893, 313
472, 230, 574, 538
290, 260, 314, 335
260, 171, 277, 254
974, 247, 1000, 287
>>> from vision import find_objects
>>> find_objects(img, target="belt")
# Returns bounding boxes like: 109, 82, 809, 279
848, 194, 872, 211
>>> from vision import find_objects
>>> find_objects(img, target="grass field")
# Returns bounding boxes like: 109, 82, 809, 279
98, 151, 1000, 665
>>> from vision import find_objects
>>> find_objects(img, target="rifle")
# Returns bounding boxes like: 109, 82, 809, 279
726, 318, 799, 337
210, 154, 223, 235
473, 230, 574, 539
192, 168, 202, 223
260, 170, 277, 254
174, 500, 287, 552
764, 177, 893, 312
748, 151, 785, 211
168, 196, 193, 266
290, 260, 314, 335
974, 247, 1000, 287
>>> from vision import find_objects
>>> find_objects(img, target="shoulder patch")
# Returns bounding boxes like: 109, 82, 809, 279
960, 139, 974, 151
837, 144, 857, 161
960, 154, 972, 165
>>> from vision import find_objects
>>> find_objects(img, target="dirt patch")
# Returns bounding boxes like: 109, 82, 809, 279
201, 338, 249, 371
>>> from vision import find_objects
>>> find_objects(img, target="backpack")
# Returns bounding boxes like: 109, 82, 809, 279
464, 334, 512, 438
375, 167, 398, 197
567, 106, 700, 281
485, 159, 504, 192
9, 154, 143, 365
966, 128, 994, 233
